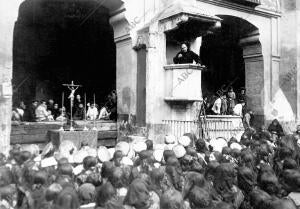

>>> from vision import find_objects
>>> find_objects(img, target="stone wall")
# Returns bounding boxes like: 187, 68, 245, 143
0, 0, 23, 155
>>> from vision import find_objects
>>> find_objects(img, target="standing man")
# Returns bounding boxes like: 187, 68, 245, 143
211, 96, 222, 115
173, 42, 204, 65
243, 110, 254, 129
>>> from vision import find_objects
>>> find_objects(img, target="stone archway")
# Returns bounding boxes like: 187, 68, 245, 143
0, 0, 124, 155
201, 15, 264, 125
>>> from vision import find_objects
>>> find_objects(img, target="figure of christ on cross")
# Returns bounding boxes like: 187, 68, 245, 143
63, 81, 81, 101
62, 81, 82, 131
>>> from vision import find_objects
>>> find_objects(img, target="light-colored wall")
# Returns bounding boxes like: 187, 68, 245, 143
0, 0, 24, 155
279, 0, 298, 119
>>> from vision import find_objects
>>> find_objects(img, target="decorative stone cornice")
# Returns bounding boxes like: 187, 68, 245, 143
197, 0, 281, 18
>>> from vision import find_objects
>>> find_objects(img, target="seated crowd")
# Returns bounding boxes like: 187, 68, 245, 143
11, 91, 117, 122
0, 119, 299, 209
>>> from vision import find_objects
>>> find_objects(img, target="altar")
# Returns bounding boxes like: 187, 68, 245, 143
48, 130, 98, 149
10, 120, 117, 148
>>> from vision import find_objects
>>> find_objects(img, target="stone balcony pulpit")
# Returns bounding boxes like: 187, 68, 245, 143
164, 64, 204, 102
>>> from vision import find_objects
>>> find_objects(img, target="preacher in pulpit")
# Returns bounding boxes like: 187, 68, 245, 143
173, 42, 203, 65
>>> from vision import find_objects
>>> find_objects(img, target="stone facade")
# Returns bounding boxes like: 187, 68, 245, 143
0, 0, 299, 153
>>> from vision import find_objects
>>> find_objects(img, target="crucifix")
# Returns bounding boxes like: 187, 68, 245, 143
63, 81, 82, 131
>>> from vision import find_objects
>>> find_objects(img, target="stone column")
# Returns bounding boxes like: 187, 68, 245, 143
240, 32, 265, 125
270, 17, 280, 100
110, 10, 138, 123
0, 0, 23, 155
297, 0, 300, 123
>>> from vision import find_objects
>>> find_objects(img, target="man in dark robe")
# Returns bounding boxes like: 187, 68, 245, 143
173, 42, 202, 64
26, 100, 38, 122
73, 103, 85, 120
52, 103, 60, 120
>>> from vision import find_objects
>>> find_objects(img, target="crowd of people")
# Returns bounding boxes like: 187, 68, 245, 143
11, 91, 117, 122
201, 87, 247, 117
0, 118, 299, 209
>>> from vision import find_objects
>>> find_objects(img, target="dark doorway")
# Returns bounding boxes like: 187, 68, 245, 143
13, 0, 116, 108
200, 15, 256, 97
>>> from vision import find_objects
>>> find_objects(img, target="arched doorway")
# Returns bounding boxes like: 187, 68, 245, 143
200, 15, 263, 119
12, 0, 116, 109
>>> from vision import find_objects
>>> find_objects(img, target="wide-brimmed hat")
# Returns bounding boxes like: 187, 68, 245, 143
41, 156, 57, 168
97, 146, 111, 163
173, 145, 186, 158
115, 141, 130, 156
165, 135, 177, 144
178, 136, 191, 147
73, 149, 89, 164
132, 141, 147, 153
230, 142, 242, 151
209, 137, 228, 153
21, 144, 40, 157
121, 156, 133, 166
82, 146, 97, 158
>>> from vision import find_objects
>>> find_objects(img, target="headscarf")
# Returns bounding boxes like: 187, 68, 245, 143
187, 186, 214, 209
163, 150, 176, 163
237, 167, 256, 194
281, 169, 300, 193
249, 188, 272, 209
113, 151, 123, 167
96, 182, 124, 209
282, 158, 298, 170
269, 199, 297, 209
205, 161, 219, 182
0, 167, 13, 187
214, 202, 234, 209
123, 179, 150, 209
213, 163, 237, 203
145, 140, 154, 150
45, 183, 63, 202
195, 139, 208, 153
259, 171, 280, 196
78, 183, 96, 204
160, 189, 184, 209
53, 187, 80, 209
268, 119, 284, 136
165, 165, 183, 192
182, 172, 208, 199
82, 156, 97, 170
150, 168, 165, 197
109, 167, 125, 189
101, 161, 115, 179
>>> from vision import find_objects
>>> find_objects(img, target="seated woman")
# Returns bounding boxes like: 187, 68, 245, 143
173, 42, 204, 65
98, 105, 111, 120
268, 119, 284, 137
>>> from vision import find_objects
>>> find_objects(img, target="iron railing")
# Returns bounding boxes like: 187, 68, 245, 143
163, 116, 245, 141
